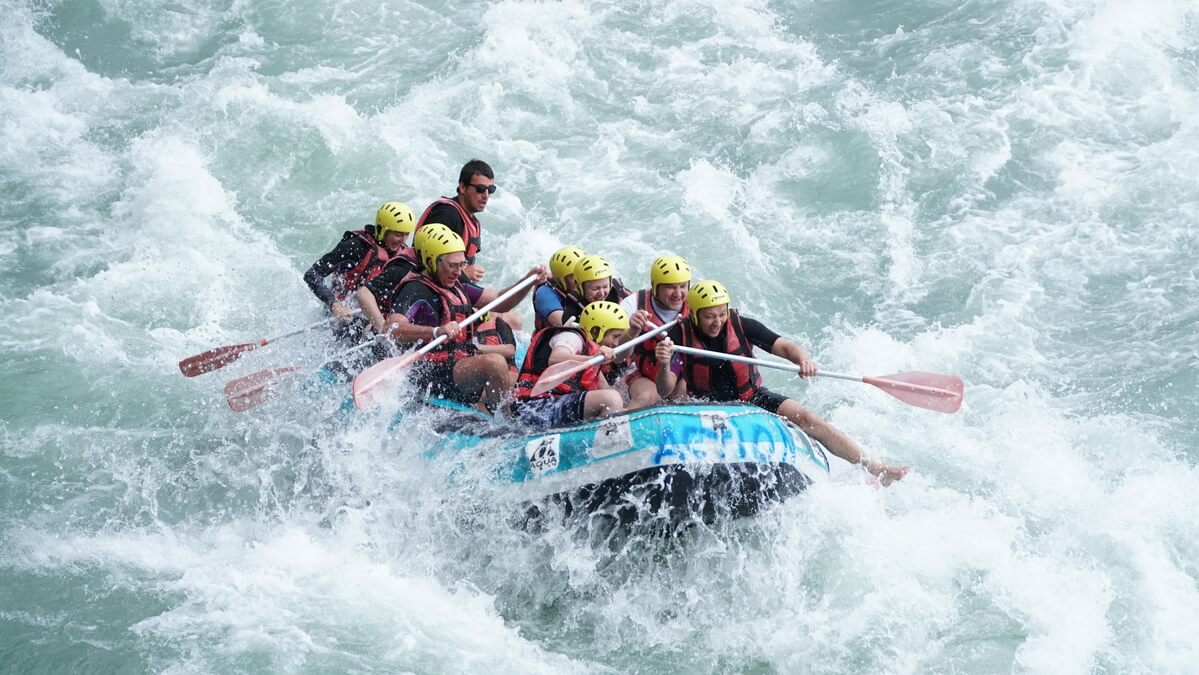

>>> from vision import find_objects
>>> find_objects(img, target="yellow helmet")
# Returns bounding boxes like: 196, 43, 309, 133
418, 226, 466, 275
579, 300, 629, 343
650, 255, 691, 293
375, 201, 416, 239
573, 254, 613, 285
549, 246, 585, 285
413, 222, 451, 257
687, 280, 731, 324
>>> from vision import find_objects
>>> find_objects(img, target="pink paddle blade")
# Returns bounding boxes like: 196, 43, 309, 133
179, 342, 264, 377
351, 352, 420, 410
224, 367, 301, 412
863, 371, 964, 413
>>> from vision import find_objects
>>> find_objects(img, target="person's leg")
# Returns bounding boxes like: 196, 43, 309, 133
625, 376, 660, 411
775, 397, 908, 484
582, 389, 623, 420
453, 353, 514, 410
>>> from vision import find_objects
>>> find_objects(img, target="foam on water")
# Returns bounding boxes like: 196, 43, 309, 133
2, 0, 1198, 671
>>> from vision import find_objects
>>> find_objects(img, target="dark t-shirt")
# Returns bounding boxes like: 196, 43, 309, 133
394, 278, 485, 327
666, 317, 781, 400
424, 200, 481, 264
303, 229, 372, 306
362, 255, 419, 314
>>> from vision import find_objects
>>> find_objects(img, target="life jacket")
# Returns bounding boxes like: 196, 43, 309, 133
474, 316, 517, 373
513, 327, 602, 400
608, 277, 632, 302
678, 310, 762, 401
533, 282, 586, 331
397, 272, 478, 363
336, 227, 393, 300
417, 197, 481, 261
367, 249, 419, 314
631, 288, 688, 380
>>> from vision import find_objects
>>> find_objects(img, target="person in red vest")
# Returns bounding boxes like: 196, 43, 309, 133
619, 254, 691, 409
384, 225, 546, 412
416, 159, 526, 331
572, 255, 631, 307
655, 280, 909, 485
416, 159, 493, 286
511, 301, 630, 429
304, 201, 416, 320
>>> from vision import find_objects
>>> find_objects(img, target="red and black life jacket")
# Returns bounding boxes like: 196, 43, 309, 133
417, 197, 481, 261
366, 249, 419, 314
474, 316, 517, 373
678, 310, 762, 401
336, 228, 394, 300
608, 277, 632, 302
532, 282, 586, 331
513, 327, 602, 400
397, 272, 478, 363
630, 288, 688, 380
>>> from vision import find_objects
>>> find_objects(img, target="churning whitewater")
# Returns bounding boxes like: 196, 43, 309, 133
2, 0, 1197, 672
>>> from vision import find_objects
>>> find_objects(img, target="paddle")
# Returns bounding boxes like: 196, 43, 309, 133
224, 340, 380, 412
529, 318, 681, 397
352, 274, 539, 410
179, 312, 360, 377
668, 344, 964, 413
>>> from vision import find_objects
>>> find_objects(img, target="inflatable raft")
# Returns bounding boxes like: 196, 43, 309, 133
390, 397, 832, 529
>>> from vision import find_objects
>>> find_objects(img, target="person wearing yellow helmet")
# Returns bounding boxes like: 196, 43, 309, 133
383, 227, 548, 411
654, 281, 909, 486
512, 301, 629, 428
304, 201, 417, 321
532, 245, 586, 330
572, 254, 632, 306
354, 223, 447, 336
619, 254, 692, 409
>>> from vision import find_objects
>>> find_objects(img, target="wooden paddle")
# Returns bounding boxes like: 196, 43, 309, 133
668, 344, 964, 413
529, 318, 680, 397
179, 311, 359, 377
352, 274, 539, 410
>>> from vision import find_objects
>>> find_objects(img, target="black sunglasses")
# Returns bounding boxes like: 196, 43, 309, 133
468, 183, 497, 195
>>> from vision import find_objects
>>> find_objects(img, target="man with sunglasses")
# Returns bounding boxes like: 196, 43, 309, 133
416, 159, 495, 287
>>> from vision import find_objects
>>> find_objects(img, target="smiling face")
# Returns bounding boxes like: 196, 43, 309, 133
695, 305, 728, 338
654, 281, 689, 311
580, 278, 610, 303
457, 173, 494, 214
382, 230, 408, 251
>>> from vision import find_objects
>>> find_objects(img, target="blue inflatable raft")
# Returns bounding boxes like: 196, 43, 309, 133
393, 397, 833, 529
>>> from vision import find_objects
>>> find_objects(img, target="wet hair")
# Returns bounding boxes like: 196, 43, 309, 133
457, 159, 494, 186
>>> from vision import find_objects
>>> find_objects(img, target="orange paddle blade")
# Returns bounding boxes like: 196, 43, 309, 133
862, 372, 964, 413
224, 367, 301, 412
179, 341, 265, 377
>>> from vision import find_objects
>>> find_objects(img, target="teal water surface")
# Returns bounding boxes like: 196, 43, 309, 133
2, 0, 1197, 672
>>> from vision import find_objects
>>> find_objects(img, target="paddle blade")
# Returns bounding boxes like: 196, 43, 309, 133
863, 371, 964, 413
351, 352, 420, 410
179, 341, 264, 377
529, 359, 595, 397
224, 367, 301, 412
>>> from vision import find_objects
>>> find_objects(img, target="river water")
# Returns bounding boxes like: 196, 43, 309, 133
2, 0, 1197, 672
